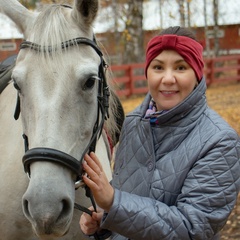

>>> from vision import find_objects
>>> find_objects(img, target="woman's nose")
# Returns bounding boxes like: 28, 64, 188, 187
162, 70, 176, 84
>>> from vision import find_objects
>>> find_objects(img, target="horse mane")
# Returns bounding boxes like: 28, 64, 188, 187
29, 5, 75, 49
27, 4, 121, 145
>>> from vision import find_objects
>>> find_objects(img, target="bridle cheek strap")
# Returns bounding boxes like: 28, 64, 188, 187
14, 94, 20, 120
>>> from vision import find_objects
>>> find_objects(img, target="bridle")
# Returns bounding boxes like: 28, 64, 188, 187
16, 37, 110, 180
14, 37, 111, 240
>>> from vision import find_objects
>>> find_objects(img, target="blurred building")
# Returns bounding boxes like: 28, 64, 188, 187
0, 24, 239, 64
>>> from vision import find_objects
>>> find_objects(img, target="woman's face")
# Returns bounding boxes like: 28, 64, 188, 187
147, 50, 198, 111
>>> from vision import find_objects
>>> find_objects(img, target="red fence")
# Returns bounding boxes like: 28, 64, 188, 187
110, 55, 240, 97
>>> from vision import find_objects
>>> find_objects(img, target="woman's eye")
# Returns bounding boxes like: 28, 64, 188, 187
177, 65, 186, 71
83, 76, 98, 90
153, 65, 163, 70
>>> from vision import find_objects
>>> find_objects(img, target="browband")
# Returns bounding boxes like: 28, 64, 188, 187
20, 37, 103, 57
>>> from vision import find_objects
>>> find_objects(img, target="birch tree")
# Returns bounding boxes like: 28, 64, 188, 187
121, 0, 144, 64
186, 0, 191, 27
175, 0, 192, 27
203, 0, 211, 57
94, 0, 145, 64
178, 0, 185, 27
213, 0, 220, 56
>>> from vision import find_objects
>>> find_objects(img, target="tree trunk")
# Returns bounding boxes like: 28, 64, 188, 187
186, 0, 190, 27
178, 0, 185, 27
122, 0, 144, 64
213, 0, 220, 56
203, 0, 211, 57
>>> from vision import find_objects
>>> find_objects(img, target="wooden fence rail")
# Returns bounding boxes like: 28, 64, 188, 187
110, 54, 240, 97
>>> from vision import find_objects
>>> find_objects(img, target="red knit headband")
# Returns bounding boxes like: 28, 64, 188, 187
145, 35, 204, 80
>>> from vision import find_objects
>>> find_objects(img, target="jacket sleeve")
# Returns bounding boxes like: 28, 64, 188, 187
101, 130, 240, 240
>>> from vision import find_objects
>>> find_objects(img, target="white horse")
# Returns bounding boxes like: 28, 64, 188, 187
0, 0, 122, 239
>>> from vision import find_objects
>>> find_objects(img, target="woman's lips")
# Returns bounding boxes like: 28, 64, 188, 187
160, 90, 178, 97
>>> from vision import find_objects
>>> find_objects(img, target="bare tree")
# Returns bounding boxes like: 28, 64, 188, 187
159, 0, 164, 29
178, 0, 185, 27
90, 0, 145, 64
186, 0, 190, 27
175, 0, 192, 27
121, 0, 144, 64
203, 0, 211, 57
213, 0, 220, 56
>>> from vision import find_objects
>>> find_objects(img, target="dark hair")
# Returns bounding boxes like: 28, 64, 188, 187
159, 26, 196, 40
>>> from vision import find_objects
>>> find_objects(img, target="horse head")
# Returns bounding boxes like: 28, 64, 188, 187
0, 0, 118, 238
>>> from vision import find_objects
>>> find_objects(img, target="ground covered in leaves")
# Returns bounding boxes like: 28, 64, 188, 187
120, 81, 240, 239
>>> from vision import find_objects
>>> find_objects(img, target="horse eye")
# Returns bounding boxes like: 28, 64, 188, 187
13, 79, 21, 91
83, 76, 99, 90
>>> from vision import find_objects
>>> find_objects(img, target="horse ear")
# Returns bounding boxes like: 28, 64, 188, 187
72, 0, 99, 26
0, 0, 35, 37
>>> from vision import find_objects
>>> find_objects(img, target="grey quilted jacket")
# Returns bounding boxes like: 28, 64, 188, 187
101, 78, 240, 240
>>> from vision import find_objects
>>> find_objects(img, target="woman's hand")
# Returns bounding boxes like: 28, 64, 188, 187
79, 207, 103, 235
82, 152, 114, 212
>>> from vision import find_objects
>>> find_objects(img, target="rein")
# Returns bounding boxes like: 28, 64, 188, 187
15, 37, 111, 240
0, 64, 14, 94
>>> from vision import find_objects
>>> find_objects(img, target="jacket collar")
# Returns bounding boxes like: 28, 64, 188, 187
129, 77, 207, 126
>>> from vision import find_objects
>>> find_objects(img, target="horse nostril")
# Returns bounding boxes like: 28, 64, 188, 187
23, 198, 31, 218
59, 199, 72, 220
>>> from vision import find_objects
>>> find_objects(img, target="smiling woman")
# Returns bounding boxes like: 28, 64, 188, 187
0, 0, 122, 240
146, 50, 197, 111
79, 26, 240, 240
